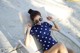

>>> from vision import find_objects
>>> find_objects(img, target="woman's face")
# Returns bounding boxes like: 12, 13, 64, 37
33, 15, 42, 25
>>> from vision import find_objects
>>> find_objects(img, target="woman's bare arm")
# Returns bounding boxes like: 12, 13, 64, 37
47, 16, 60, 31
25, 29, 31, 47
24, 23, 32, 47
51, 21, 60, 31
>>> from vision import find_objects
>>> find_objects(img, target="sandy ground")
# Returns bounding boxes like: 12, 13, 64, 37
0, 0, 80, 53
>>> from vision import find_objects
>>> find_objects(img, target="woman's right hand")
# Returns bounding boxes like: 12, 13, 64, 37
26, 23, 32, 30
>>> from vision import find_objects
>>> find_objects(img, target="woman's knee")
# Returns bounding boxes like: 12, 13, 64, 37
58, 42, 66, 48
58, 42, 68, 53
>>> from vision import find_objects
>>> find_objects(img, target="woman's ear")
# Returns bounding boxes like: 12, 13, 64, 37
40, 16, 43, 21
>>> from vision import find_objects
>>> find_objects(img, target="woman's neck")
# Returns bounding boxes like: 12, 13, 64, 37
34, 22, 42, 25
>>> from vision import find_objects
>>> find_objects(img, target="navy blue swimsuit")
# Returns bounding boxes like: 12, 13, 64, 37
30, 22, 58, 52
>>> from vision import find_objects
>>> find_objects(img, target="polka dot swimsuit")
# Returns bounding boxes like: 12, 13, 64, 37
30, 22, 58, 52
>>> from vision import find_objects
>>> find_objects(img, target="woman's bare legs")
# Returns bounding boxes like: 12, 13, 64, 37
44, 42, 68, 53
59, 43, 68, 53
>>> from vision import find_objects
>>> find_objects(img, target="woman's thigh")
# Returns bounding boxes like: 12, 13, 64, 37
44, 43, 59, 53
47, 42, 60, 53
45, 42, 68, 53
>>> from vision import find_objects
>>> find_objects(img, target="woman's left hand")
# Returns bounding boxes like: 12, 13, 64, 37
47, 16, 53, 21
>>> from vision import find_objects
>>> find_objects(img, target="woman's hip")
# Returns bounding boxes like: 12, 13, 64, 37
44, 42, 59, 53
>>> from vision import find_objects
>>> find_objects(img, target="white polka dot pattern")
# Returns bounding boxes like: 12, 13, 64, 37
30, 22, 57, 51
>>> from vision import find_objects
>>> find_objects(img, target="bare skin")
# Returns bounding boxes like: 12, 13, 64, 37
25, 15, 75, 53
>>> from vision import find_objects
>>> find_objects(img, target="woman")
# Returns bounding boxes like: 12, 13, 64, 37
25, 9, 74, 53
